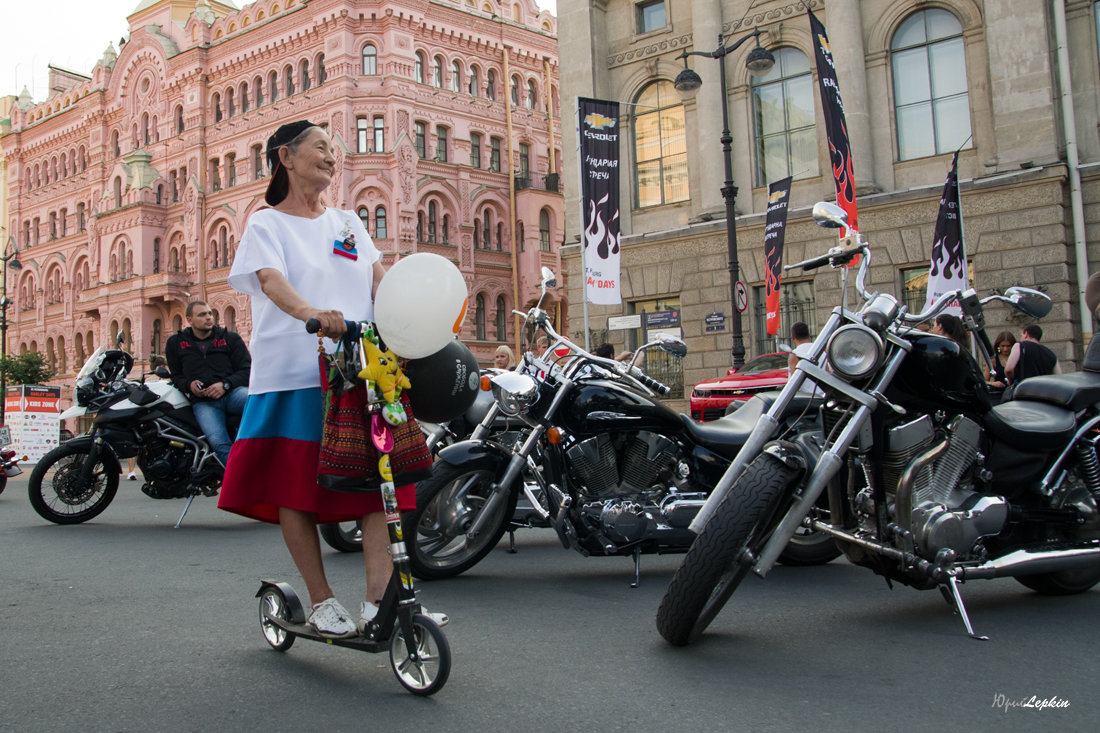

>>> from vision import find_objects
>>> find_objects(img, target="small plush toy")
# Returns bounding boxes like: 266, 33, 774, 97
358, 333, 411, 425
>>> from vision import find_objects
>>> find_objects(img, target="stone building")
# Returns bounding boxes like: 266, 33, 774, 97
558, 0, 1100, 411
1, 0, 564, 397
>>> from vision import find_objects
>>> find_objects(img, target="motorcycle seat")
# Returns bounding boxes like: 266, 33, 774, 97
984, 399, 1076, 451
679, 393, 821, 459
1010, 371, 1100, 412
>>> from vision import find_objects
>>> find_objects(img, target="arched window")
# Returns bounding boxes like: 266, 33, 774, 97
414, 121, 426, 158
751, 47, 818, 185
269, 70, 279, 102
152, 320, 162, 355
495, 295, 507, 341
415, 52, 425, 83
633, 80, 688, 207
226, 86, 235, 117
486, 69, 496, 100
358, 206, 369, 232
284, 64, 295, 96
526, 79, 537, 109
432, 56, 443, 88
451, 60, 462, 92
240, 82, 249, 113
539, 208, 551, 251
213, 92, 222, 122
112, 129, 121, 157
374, 206, 387, 239
416, 211, 424, 243
317, 53, 326, 84
891, 9, 971, 160
442, 214, 450, 244
468, 65, 480, 96
518, 221, 525, 252
510, 74, 520, 105
475, 294, 486, 340
299, 58, 311, 91
496, 222, 503, 251
427, 201, 438, 243
362, 44, 377, 75
254, 75, 264, 106
482, 209, 491, 248
113, 177, 123, 208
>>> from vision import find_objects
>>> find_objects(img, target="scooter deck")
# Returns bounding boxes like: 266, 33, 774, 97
264, 614, 390, 653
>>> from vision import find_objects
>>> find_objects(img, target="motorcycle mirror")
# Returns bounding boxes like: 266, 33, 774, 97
656, 333, 688, 358
540, 267, 557, 290
1004, 286, 1052, 319
812, 201, 849, 230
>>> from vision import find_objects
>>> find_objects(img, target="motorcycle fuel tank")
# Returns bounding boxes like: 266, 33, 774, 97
891, 332, 992, 414
557, 379, 684, 437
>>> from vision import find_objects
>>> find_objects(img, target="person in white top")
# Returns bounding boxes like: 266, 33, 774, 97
788, 322, 822, 397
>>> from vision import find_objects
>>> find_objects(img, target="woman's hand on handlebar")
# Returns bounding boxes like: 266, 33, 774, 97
308, 310, 347, 338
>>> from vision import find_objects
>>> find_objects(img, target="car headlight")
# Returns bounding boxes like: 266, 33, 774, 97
491, 372, 540, 416
827, 324, 882, 380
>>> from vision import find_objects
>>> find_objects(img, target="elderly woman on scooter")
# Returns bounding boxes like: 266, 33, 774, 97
218, 120, 445, 638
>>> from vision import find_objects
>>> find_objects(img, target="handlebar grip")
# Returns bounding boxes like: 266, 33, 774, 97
634, 371, 670, 396
305, 318, 321, 334
793, 251, 839, 272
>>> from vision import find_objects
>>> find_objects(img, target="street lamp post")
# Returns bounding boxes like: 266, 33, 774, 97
674, 30, 775, 370
1, 238, 23, 426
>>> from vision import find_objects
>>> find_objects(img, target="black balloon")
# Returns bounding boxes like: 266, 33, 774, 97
404, 340, 481, 423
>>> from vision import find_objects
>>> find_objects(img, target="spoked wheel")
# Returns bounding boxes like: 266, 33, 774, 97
408, 463, 519, 579
1015, 479, 1100, 595
320, 520, 362, 553
28, 442, 120, 524
656, 443, 802, 646
389, 614, 451, 696
258, 586, 297, 652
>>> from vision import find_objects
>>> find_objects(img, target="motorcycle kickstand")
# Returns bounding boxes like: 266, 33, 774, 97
507, 529, 517, 553
630, 548, 641, 589
939, 575, 989, 641
174, 493, 196, 529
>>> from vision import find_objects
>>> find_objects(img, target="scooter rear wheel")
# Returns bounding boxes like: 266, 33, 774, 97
389, 614, 451, 696
258, 587, 297, 652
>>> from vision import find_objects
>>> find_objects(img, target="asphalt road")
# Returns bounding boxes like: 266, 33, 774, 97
1, 471, 1096, 732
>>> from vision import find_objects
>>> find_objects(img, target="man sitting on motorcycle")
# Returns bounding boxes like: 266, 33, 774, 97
165, 301, 252, 466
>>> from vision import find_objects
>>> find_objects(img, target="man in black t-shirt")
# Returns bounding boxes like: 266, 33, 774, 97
1005, 324, 1059, 383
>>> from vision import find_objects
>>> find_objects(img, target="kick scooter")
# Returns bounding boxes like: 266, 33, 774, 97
256, 320, 451, 696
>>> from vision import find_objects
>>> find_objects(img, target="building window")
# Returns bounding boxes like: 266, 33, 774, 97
77, 203, 85, 232
300, 58, 311, 91
496, 222, 503, 251
475, 295, 486, 340
636, 0, 666, 34
416, 212, 424, 243
628, 298, 684, 398
891, 9, 971, 161
470, 132, 482, 168
752, 281, 817, 354
175, 105, 185, 134
490, 137, 501, 172
210, 159, 221, 192
226, 153, 237, 187
252, 144, 264, 179
469, 65, 480, 96
226, 87, 235, 117
539, 209, 551, 251
436, 126, 448, 162
317, 54, 326, 84
373, 116, 385, 152
518, 221, 525, 251
362, 44, 377, 75
900, 262, 974, 314
482, 209, 491, 248
751, 47, 818, 185
254, 76, 264, 106
428, 201, 438, 243
284, 64, 295, 96
414, 121, 426, 158
358, 207, 369, 232
510, 74, 520, 106
451, 60, 462, 92
442, 214, 450, 244
432, 56, 443, 88
495, 296, 507, 341
240, 82, 249, 113
633, 80, 688, 207
269, 70, 279, 102
213, 92, 222, 122
374, 206, 387, 239
415, 52, 425, 83
487, 69, 496, 100
357, 117, 369, 153
518, 143, 530, 179
526, 79, 537, 110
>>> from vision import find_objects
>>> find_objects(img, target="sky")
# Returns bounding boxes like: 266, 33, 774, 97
0, 0, 558, 103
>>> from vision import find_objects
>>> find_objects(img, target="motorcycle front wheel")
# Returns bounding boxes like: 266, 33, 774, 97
656, 444, 801, 646
408, 463, 519, 579
28, 442, 120, 524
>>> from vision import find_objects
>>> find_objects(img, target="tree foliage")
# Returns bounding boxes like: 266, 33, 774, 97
0, 351, 55, 386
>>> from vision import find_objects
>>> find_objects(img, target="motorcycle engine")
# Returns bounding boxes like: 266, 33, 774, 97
874, 414, 1007, 557
138, 430, 195, 499
566, 431, 679, 499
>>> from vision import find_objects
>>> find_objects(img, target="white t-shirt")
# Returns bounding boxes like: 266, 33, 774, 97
228, 208, 380, 395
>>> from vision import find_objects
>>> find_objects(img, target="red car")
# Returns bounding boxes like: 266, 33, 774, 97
690, 352, 789, 421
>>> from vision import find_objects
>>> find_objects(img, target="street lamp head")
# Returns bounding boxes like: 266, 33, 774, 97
745, 44, 776, 76
673, 66, 703, 97
8, 258, 21, 271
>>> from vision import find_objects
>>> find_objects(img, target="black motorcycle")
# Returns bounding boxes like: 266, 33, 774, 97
28, 340, 229, 528
656, 201, 1100, 645
405, 269, 838, 584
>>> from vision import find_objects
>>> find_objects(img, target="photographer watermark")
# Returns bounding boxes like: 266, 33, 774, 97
992, 693, 1071, 712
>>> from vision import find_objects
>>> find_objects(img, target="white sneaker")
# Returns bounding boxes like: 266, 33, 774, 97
308, 598, 357, 639
359, 601, 379, 634
128, 472, 137, 480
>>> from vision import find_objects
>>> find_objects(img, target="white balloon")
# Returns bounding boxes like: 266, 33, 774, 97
374, 253, 468, 358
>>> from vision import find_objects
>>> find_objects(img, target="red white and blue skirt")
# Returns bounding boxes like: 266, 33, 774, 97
218, 388, 415, 524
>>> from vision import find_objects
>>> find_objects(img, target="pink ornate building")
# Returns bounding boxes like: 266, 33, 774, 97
1, 0, 564, 396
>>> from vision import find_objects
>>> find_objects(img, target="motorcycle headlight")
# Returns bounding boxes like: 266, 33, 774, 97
827, 325, 882, 380
491, 372, 540, 416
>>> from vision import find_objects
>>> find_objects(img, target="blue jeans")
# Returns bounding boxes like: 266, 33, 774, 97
192, 386, 249, 465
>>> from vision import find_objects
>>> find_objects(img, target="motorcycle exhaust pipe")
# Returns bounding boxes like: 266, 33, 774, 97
957, 545, 1100, 581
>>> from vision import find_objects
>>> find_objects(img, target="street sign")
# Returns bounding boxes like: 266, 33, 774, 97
607, 314, 642, 331
646, 310, 681, 328
735, 281, 749, 313
705, 312, 726, 332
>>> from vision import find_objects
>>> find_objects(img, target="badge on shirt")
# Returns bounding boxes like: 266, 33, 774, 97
333, 220, 358, 260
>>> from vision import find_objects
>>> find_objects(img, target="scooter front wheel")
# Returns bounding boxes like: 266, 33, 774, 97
258, 586, 297, 652
389, 614, 451, 696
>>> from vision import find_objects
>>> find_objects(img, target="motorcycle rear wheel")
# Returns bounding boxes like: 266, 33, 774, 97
656, 446, 799, 646
28, 442, 120, 524
408, 463, 519, 579
319, 521, 362, 553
